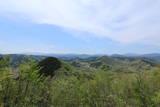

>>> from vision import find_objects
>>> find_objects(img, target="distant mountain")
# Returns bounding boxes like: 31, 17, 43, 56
111, 53, 160, 59
2, 52, 155, 59
2, 52, 160, 60
110, 54, 124, 57
141, 53, 160, 59
123, 53, 140, 57
111, 53, 160, 65
0, 54, 160, 72
21, 53, 104, 60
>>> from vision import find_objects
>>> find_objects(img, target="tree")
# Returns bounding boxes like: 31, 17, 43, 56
0, 57, 10, 68
38, 57, 61, 77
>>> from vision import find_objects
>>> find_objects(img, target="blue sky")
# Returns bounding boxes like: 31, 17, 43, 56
0, 0, 160, 54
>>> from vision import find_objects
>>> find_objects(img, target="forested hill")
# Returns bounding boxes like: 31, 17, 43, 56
0, 54, 159, 72
0, 54, 45, 67
66, 56, 160, 72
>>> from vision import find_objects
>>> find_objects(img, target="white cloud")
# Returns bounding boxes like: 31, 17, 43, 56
0, 0, 160, 44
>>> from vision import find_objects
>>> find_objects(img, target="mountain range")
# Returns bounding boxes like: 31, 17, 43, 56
18, 53, 160, 59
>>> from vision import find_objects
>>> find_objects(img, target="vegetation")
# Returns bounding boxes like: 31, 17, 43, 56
38, 57, 61, 77
0, 55, 160, 107
67, 56, 156, 72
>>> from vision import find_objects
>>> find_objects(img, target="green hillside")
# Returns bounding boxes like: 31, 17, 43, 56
0, 54, 160, 107
67, 56, 156, 72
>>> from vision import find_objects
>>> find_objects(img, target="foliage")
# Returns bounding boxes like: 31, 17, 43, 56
38, 57, 61, 77
0, 56, 160, 107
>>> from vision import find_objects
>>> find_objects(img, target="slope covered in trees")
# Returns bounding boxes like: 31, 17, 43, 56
67, 56, 157, 72
0, 55, 160, 107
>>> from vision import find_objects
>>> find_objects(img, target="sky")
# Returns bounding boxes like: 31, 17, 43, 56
0, 0, 160, 54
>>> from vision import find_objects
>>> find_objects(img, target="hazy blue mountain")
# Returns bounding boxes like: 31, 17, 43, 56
21, 53, 105, 60
111, 53, 160, 59
141, 53, 160, 59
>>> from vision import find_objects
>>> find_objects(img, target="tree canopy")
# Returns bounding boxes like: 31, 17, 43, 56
38, 57, 61, 77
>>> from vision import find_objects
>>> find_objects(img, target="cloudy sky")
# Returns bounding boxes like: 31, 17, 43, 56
0, 0, 160, 54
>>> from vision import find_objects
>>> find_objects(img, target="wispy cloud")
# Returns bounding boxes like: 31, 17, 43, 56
0, 0, 160, 44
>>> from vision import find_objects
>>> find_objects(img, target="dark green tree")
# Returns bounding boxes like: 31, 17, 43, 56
38, 57, 61, 77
